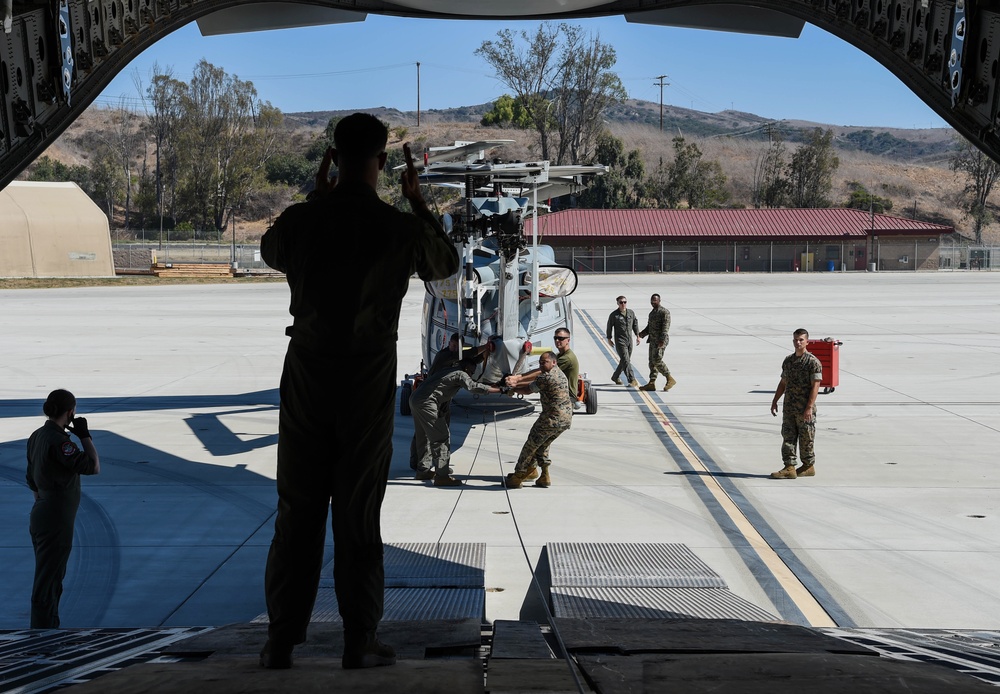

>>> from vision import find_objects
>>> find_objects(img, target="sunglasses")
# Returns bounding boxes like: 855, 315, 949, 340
554, 336, 569, 342
618, 300, 627, 304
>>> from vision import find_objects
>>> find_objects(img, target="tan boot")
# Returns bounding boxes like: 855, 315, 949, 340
663, 375, 677, 391
628, 379, 639, 387
525, 467, 539, 480
796, 464, 815, 477
638, 380, 657, 391
534, 464, 551, 488
505, 469, 533, 489
769, 465, 797, 479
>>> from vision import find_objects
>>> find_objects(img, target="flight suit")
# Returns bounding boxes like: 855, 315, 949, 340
410, 367, 492, 478
261, 180, 458, 650
26, 420, 97, 628
779, 351, 823, 467
639, 305, 671, 380
514, 367, 573, 475
606, 307, 639, 383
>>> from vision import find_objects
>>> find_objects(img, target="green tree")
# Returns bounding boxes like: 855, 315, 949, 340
751, 133, 788, 208
844, 181, 893, 214
481, 94, 533, 128
476, 24, 562, 160
175, 60, 282, 233
643, 137, 728, 209
141, 65, 185, 240
553, 27, 627, 165
267, 153, 316, 187
950, 137, 1000, 244
786, 128, 839, 208
577, 132, 644, 208
27, 156, 93, 192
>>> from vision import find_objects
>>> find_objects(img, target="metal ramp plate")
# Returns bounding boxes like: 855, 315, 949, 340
319, 542, 486, 588
0, 627, 210, 693
309, 587, 484, 622
551, 587, 777, 621
820, 627, 1000, 687
547, 543, 776, 622
548, 542, 727, 588
255, 543, 486, 624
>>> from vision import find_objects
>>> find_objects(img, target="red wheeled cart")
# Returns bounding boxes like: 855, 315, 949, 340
808, 338, 842, 394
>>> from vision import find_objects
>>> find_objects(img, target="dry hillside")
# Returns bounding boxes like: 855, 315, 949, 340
34, 101, 989, 243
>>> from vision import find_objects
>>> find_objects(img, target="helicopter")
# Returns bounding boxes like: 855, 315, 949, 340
398, 140, 606, 416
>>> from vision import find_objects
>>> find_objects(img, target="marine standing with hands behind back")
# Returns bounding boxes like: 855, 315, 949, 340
259, 113, 459, 670
26, 389, 100, 628
606, 296, 640, 387
770, 328, 822, 479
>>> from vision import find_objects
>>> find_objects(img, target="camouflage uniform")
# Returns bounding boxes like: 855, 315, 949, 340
514, 367, 573, 475
261, 180, 458, 651
409, 346, 460, 471
606, 308, 639, 383
410, 367, 492, 478
638, 305, 671, 380
779, 351, 823, 467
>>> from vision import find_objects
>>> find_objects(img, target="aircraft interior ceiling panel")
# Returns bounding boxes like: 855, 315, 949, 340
969, 12, 1000, 125
888, 0, 912, 42
21, 13, 57, 111
1, 17, 35, 140
0, 29, 17, 152
871, 0, 890, 39
68, 0, 93, 74
104, 0, 124, 45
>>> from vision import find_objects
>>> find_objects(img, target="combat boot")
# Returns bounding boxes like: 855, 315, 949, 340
638, 379, 657, 391
628, 379, 639, 387
769, 465, 797, 479
505, 468, 534, 489
534, 464, 551, 488
259, 640, 293, 670
664, 375, 677, 391
525, 467, 539, 480
796, 464, 815, 477
434, 475, 463, 487
342, 632, 396, 669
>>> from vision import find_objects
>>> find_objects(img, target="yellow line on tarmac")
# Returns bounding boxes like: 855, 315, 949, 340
576, 308, 836, 627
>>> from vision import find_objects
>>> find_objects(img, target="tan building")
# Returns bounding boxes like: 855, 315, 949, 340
0, 181, 115, 278
525, 208, 953, 273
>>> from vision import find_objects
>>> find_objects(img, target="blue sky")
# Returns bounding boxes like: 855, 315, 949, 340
97, 14, 949, 130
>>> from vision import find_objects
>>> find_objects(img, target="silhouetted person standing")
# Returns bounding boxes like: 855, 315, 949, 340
26, 389, 100, 628
260, 113, 458, 670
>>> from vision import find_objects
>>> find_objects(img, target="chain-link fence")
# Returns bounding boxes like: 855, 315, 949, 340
938, 243, 1000, 271
113, 243, 273, 272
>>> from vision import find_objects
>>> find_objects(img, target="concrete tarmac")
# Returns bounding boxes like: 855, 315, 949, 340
2, 272, 1000, 634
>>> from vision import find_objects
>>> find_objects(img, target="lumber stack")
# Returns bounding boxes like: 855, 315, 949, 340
152, 262, 233, 278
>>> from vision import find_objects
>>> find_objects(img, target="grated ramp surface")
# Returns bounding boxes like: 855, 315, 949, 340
551, 587, 777, 621
318, 542, 486, 589
253, 587, 484, 623
255, 543, 486, 624
548, 542, 727, 588
820, 627, 1000, 688
0, 627, 210, 694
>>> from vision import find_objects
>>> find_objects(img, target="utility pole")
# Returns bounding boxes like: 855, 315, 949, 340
416, 62, 421, 127
654, 75, 669, 132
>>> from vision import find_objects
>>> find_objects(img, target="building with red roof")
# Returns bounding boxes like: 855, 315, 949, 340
523, 208, 952, 272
